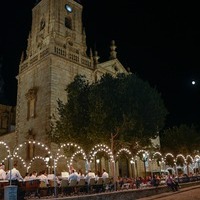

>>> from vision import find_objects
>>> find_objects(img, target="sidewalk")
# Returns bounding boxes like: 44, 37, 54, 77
137, 184, 200, 200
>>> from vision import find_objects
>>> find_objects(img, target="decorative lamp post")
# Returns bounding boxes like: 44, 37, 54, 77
45, 155, 57, 197
45, 155, 50, 174
174, 159, 177, 175
96, 159, 100, 172
142, 153, 148, 179
158, 161, 161, 173
130, 160, 135, 178
53, 158, 57, 197
149, 158, 153, 177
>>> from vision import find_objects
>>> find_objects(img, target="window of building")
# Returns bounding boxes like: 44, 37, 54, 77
26, 87, 38, 120
40, 18, 45, 31
65, 16, 72, 29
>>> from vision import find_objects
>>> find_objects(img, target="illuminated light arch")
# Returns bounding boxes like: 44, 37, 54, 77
175, 154, 186, 163
152, 151, 162, 159
116, 148, 134, 161
0, 141, 11, 163
88, 144, 114, 163
185, 155, 194, 163
193, 155, 200, 165
164, 153, 174, 159
13, 140, 52, 158
69, 150, 87, 166
166, 167, 175, 173
194, 155, 200, 159
1, 155, 10, 164
0, 141, 11, 155
56, 143, 86, 158
55, 154, 69, 168
27, 156, 48, 172
135, 149, 149, 160
12, 154, 27, 169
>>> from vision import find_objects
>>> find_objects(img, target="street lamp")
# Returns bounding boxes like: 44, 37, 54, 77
96, 159, 100, 172
142, 153, 148, 179
195, 158, 200, 174
45, 155, 50, 174
45, 155, 57, 197
130, 160, 135, 178
158, 161, 161, 174
174, 159, 177, 175
53, 158, 57, 197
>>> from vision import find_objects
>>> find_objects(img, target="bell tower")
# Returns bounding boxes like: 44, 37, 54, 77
16, 0, 94, 145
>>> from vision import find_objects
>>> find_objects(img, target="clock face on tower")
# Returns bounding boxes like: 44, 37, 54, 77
65, 4, 72, 13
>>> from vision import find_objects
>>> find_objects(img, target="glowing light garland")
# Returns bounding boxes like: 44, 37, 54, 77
175, 154, 186, 164
57, 143, 85, 157
55, 154, 69, 168
1, 139, 200, 174
116, 148, 134, 162
88, 144, 114, 163
27, 156, 47, 171
13, 140, 52, 158
69, 150, 87, 166
152, 151, 162, 159
0, 141, 11, 163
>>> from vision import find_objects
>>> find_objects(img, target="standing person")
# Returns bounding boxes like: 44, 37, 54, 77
24, 172, 30, 181
172, 174, 180, 190
165, 174, 178, 191
85, 169, 95, 184
0, 163, 6, 180
101, 169, 109, 180
6, 163, 24, 185
77, 169, 85, 181
38, 170, 49, 186
29, 171, 37, 180
68, 169, 79, 183
95, 170, 101, 181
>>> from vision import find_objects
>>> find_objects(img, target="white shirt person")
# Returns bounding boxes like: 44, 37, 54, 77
101, 169, 109, 180
6, 163, 23, 181
0, 163, 6, 180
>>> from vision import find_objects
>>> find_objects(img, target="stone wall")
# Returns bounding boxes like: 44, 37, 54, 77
51, 181, 200, 200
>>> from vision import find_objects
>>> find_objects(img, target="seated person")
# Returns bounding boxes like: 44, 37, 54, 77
85, 170, 95, 184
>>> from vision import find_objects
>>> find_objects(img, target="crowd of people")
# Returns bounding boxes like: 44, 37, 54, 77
2, 161, 199, 198
0, 161, 188, 191
0, 162, 112, 197
0, 162, 110, 188
116, 173, 183, 191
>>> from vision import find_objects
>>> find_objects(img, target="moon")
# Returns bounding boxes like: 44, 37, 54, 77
192, 80, 196, 85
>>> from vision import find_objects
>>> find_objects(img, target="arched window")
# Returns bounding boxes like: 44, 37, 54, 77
26, 87, 38, 120
40, 19, 45, 31
65, 16, 72, 29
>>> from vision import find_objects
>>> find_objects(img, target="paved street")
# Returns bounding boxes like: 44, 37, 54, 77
138, 185, 200, 200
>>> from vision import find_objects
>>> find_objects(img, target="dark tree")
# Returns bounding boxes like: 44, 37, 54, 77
50, 73, 168, 153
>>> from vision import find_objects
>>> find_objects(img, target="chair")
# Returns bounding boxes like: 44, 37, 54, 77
60, 179, 69, 196
94, 177, 104, 193
76, 178, 87, 194
39, 181, 48, 197
48, 179, 58, 196
68, 179, 77, 195
88, 178, 96, 193
24, 180, 40, 198
103, 177, 111, 192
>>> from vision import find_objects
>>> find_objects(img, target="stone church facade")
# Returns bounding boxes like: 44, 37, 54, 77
0, 0, 128, 172
16, 0, 127, 145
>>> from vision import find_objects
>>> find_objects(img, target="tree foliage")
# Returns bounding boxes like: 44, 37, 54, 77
50, 73, 168, 154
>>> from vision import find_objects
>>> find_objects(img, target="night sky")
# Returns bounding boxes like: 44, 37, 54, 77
1, 0, 200, 129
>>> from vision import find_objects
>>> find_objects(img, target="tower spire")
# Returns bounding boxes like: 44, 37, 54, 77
109, 40, 117, 60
